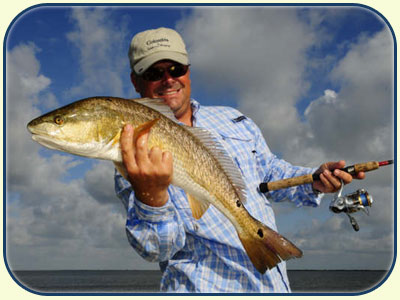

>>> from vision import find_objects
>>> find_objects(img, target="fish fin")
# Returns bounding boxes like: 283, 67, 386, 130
133, 98, 247, 203
133, 119, 159, 143
187, 193, 210, 219
185, 126, 247, 204
132, 98, 179, 123
114, 162, 129, 180
111, 129, 122, 146
238, 218, 303, 274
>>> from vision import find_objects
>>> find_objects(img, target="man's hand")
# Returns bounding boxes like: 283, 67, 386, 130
120, 124, 173, 207
312, 160, 365, 194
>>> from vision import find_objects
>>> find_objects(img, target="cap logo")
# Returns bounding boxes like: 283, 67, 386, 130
146, 38, 169, 45
145, 38, 171, 51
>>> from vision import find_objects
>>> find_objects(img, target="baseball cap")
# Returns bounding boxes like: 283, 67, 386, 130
129, 27, 189, 75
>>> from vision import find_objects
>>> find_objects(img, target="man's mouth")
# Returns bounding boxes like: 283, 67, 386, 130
157, 88, 181, 96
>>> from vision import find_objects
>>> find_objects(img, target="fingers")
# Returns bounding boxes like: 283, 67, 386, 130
120, 124, 138, 172
319, 170, 343, 192
327, 160, 365, 181
120, 123, 172, 177
315, 160, 366, 194
333, 169, 351, 184
162, 151, 173, 175
135, 131, 151, 169
355, 171, 366, 180
325, 160, 346, 172
149, 146, 162, 165
162, 151, 173, 165
120, 124, 173, 207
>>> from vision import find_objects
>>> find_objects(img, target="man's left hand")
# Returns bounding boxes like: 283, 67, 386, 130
312, 160, 365, 194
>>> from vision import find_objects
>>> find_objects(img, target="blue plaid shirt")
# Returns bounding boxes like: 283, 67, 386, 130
115, 99, 322, 293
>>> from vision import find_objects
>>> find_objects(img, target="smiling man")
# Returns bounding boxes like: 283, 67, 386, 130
114, 27, 364, 293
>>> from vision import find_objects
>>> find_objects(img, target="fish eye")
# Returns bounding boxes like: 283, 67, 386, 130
54, 116, 64, 125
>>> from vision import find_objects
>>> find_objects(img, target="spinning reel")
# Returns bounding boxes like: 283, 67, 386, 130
329, 181, 373, 231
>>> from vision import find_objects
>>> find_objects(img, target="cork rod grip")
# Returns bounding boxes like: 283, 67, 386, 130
265, 174, 314, 192
259, 160, 392, 193
353, 161, 379, 173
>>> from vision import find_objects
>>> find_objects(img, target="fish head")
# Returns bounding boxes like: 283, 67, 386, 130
27, 98, 124, 160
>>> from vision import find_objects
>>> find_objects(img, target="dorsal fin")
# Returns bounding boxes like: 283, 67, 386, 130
132, 98, 178, 122
184, 125, 247, 203
133, 98, 247, 203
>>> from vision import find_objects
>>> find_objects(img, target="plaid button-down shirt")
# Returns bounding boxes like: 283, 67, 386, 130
115, 99, 322, 293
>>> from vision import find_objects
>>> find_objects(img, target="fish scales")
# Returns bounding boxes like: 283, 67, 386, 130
109, 98, 240, 212
27, 96, 303, 273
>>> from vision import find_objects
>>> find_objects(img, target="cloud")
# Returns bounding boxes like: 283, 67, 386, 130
83, 160, 121, 205
178, 7, 394, 271
178, 8, 316, 159
65, 8, 130, 97
178, 8, 393, 169
6, 42, 152, 270
6, 7, 394, 272
304, 29, 394, 163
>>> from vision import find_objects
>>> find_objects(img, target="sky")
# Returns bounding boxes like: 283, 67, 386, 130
4, 5, 395, 272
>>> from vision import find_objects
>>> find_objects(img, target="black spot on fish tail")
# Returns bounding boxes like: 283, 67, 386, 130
238, 219, 302, 273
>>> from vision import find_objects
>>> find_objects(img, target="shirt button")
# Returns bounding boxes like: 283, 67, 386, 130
193, 223, 199, 232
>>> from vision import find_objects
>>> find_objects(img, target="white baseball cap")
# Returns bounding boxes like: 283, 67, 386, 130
129, 27, 189, 75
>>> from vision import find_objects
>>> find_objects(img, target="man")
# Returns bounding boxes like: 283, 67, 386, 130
115, 27, 365, 292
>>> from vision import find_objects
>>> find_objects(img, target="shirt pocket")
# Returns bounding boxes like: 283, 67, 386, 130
214, 125, 260, 185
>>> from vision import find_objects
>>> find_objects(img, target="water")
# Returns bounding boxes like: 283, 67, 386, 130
11, 270, 388, 294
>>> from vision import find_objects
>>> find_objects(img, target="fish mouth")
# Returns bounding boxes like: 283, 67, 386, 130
27, 121, 47, 136
30, 133, 63, 151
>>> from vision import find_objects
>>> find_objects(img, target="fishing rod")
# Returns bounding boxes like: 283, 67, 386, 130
259, 160, 394, 193
259, 159, 394, 231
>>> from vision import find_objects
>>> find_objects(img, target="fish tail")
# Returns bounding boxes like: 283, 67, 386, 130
238, 218, 302, 274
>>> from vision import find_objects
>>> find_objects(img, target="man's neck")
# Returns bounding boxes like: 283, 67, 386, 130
177, 110, 193, 127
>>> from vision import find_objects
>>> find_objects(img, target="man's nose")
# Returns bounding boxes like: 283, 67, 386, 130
161, 70, 175, 84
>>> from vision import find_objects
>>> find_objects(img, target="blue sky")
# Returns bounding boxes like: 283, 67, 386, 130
5, 5, 395, 272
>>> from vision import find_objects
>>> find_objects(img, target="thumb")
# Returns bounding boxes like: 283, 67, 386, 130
326, 160, 346, 171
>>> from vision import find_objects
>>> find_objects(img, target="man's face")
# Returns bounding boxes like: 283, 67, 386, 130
132, 60, 191, 120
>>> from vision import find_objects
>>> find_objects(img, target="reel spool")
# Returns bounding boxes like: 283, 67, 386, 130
329, 181, 373, 231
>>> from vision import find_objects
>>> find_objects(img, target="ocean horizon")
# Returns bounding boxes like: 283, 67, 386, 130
9, 269, 389, 294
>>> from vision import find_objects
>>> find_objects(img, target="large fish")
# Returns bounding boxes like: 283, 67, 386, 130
27, 96, 302, 273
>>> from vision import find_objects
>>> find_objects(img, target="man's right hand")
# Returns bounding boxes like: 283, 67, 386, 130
120, 124, 173, 207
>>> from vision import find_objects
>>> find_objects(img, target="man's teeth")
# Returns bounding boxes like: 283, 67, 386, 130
159, 89, 180, 96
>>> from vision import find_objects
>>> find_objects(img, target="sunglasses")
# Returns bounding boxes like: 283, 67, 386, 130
141, 63, 190, 82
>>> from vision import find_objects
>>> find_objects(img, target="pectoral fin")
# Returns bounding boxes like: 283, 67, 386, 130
133, 119, 159, 144
111, 129, 122, 146
187, 193, 210, 220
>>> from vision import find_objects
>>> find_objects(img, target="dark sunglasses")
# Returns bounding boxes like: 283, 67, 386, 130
141, 63, 190, 82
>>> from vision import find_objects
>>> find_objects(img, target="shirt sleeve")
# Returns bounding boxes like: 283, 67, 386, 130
114, 170, 186, 262
252, 125, 323, 207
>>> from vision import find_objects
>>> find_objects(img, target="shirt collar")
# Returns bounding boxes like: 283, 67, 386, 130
190, 99, 201, 126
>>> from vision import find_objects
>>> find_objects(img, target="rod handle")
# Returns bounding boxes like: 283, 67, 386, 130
343, 161, 379, 174
260, 174, 314, 193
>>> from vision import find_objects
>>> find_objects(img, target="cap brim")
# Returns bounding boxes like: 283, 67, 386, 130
133, 51, 189, 75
